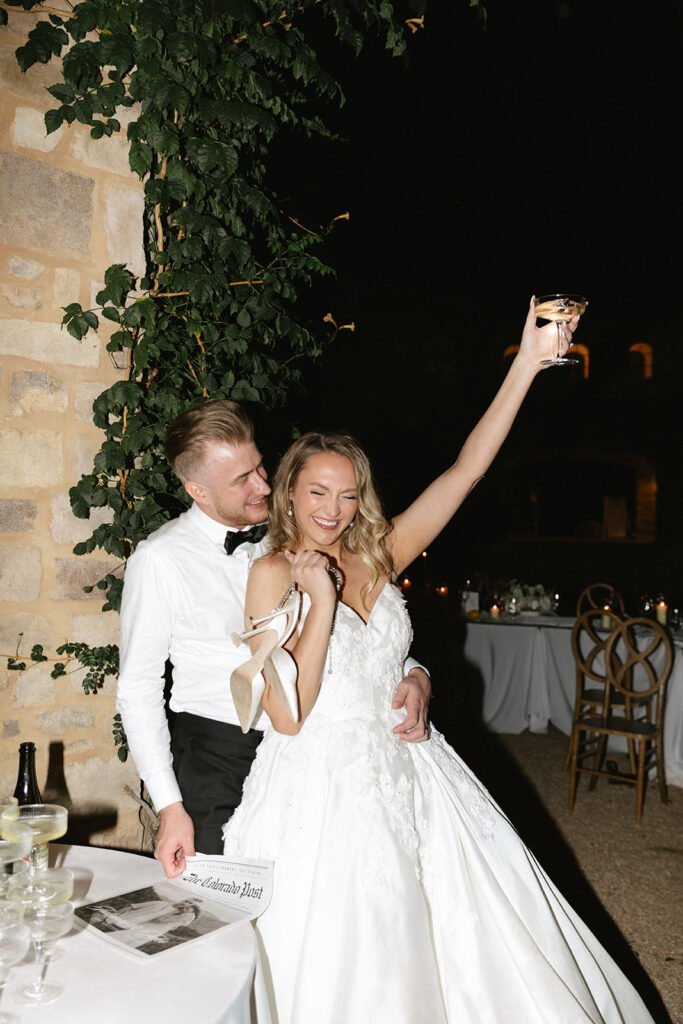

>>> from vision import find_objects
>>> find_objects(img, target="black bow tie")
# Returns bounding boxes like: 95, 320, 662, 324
224, 522, 268, 555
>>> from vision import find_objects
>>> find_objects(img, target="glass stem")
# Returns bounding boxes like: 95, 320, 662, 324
30, 943, 48, 996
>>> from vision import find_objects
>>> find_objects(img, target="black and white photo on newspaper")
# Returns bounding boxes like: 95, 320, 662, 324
74, 856, 273, 958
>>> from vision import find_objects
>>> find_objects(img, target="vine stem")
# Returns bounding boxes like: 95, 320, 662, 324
152, 280, 263, 297
233, 0, 324, 44
186, 358, 210, 398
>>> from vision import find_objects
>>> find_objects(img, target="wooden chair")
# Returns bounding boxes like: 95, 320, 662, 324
568, 617, 672, 822
563, 608, 624, 771
576, 582, 625, 618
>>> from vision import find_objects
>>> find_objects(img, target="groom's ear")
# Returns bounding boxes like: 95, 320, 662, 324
184, 478, 205, 503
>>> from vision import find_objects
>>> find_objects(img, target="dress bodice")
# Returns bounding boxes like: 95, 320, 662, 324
299, 583, 413, 728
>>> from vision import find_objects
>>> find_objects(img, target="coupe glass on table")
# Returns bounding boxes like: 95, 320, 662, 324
534, 293, 587, 365
0, 908, 31, 1024
12, 901, 74, 1006
0, 804, 67, 873
0, 798, 32, 901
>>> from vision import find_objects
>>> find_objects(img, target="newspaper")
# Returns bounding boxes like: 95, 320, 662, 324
74, 855, 272, 958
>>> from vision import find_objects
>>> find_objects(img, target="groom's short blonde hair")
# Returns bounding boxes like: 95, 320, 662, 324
165, 400, 254, 483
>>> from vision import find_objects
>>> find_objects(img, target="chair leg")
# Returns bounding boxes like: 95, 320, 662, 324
588, 732, 606, 791
568, 727, 580, 810
656, 735, 670, 805
626, 737, 637, 775
635, 739, 646, 823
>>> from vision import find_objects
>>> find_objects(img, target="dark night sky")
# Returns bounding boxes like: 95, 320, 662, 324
257, 0, 683, 603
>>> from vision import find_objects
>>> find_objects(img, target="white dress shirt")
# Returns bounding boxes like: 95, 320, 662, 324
117, 502, 425, 814
117, 503, 268, 812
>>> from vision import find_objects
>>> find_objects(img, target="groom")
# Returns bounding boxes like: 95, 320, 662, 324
117, 400, 431, 877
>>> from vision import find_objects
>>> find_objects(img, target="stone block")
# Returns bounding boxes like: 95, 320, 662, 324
0, 319, 100, 367
66, 755, 138, 809
51, 557, 113, 601
10, 370, 67, 416
50, 493, 113, 544
13, 106, 63, 152
0, 428, 63, 488
37, 707, 94, 736
0, 544, 41, 602
0, 46, 60, 102
53, 267, 81, 309
75, 382, 107, 423
0, 153, 94, 259
0, 613, 51, 654
12, 667, 56, 708
76, 434, 97, 477
1, 281, 43, 310
104, 184, 145, 278
71, 127, 131, 178
9, 256, 44, 279
69, 612, 120, 648
0, 498, 37, 534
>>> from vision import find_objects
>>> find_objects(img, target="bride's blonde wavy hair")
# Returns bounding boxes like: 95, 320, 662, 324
268, 433, 395, 602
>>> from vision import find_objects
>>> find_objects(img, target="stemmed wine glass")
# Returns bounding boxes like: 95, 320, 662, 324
0, 803, 32, 901
0, 908, 31, 1024
534, 294, 588, 365
12, 901, 74, 1006
0, 804, 68, 873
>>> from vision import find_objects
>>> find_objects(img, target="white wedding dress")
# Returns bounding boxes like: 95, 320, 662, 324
223, 584, 654, 1024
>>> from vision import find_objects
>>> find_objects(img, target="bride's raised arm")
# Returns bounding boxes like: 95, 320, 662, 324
389, 299, 580, 576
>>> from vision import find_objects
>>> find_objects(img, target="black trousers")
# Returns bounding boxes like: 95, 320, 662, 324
171, 712, 263, 855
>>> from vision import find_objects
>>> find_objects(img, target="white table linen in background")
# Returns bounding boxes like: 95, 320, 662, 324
2, 845, 272, 1024
463, 615, 683, 788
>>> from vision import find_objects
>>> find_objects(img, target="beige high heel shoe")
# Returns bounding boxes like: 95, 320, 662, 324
230, 588, 301, 732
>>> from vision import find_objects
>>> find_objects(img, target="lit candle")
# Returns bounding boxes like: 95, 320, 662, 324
490, 604, 500, 619
401, 577, 412, 591
601, 605, 611, 630
436, 585, 448, 596
656, 600, 668, 625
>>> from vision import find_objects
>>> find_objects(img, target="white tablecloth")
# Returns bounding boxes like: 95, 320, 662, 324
464, 614, 683, 788
2, 845, 273, 1024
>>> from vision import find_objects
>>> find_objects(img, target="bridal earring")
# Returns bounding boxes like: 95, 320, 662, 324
287, 500, 294, 519
230, 586, 301, 732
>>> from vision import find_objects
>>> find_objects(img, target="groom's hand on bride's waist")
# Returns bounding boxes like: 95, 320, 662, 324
392, 667, 431, 743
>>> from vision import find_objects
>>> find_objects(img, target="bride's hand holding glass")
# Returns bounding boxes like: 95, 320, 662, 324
518, 295, 581, 367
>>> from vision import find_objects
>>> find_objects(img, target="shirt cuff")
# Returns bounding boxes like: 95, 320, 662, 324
143, 770, 184, 814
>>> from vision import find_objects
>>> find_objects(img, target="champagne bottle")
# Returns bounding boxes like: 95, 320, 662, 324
13, 741, 42, 805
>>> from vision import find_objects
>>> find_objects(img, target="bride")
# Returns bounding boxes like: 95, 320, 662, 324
223, 300, 654, 1023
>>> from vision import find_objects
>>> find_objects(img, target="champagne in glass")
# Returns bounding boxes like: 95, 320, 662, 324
0, 805, 67, 873
534, 293, 587, 365
8, 868, 74, 909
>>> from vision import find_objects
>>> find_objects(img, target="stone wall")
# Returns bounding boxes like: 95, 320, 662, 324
0, 10, 145, 848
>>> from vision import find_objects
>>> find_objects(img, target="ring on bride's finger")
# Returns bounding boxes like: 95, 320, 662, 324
568, 341, 574, 348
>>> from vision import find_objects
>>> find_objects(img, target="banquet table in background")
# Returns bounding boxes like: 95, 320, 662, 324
2, 845, 272, 1024
463, 613, 683, 788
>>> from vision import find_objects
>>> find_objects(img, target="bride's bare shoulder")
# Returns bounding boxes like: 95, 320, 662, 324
250, 551, 290, 583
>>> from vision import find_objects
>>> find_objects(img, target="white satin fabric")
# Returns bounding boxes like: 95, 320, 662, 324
223, 585, 653, 1024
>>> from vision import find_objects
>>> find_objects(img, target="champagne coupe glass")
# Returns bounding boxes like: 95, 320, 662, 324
13, 901, 74, 1006
0, 805, 67, 873
8, 867, 74, 910
534, 294, 588, 366
0, 800, 32, 901
0, 914, 31, 1024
